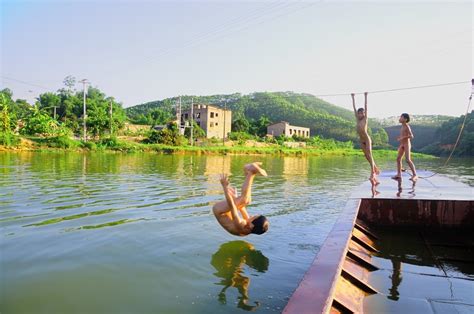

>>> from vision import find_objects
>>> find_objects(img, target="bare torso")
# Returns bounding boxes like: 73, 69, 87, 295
399, 124, 411, 147
356, 118, 370, 143
214, 207, 248, 236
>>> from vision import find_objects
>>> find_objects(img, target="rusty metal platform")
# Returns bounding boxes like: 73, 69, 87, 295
350, 170, 473, 201
284, 172, 474, 314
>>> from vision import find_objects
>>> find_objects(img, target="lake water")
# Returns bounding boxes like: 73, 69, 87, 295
1, 152, 472, 313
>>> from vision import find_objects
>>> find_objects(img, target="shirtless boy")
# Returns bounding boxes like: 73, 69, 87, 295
392, 113, 418, 181
213, 162, 269, 236
352, 92, 380, 181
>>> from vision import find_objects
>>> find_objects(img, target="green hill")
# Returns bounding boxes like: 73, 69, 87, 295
420, 111, 474, 156
377, 115, 454, 127
381, 115, 454, 151
125, 92, 388, 144
385, 125, 439, 151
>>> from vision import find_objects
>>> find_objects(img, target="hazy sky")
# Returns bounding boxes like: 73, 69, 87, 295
1, 0, 472, 118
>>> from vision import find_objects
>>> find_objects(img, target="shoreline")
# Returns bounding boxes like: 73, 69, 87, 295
0, 142, 435, 159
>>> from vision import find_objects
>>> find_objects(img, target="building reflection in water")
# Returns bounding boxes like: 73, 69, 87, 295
210, 241, 269, 311
282, 157, 308, 180
204, 155, 232, 177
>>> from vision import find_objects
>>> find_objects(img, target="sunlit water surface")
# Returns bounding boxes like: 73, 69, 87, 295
1, 152, 472, 313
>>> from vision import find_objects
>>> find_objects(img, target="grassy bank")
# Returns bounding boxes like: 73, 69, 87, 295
0, 135, 434, 158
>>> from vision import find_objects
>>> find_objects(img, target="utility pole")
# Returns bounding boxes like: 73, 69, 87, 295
190, 98, 194, 146
80, 79, 89, 141
109, 100, 113, 136
53, 106, 57, 120
177, 96, 183, 134
222, 99, 227, 146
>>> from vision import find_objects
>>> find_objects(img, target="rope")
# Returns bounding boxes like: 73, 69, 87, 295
413, 83, 473, 179
312, 81, 470, 97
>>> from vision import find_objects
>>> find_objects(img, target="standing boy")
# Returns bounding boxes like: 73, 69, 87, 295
392, 113, 418, 181
352, 92, 380, 181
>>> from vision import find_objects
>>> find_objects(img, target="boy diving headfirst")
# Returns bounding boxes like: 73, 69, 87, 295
352, 92, 380, 182
213, 162, 269, 236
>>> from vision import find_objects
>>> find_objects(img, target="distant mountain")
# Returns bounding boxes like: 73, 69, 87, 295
382, 115, 455, 151
384, 112, 474, 156
385, 125, 439, 150
125, 91, 388, 144
377, 115, 454, 127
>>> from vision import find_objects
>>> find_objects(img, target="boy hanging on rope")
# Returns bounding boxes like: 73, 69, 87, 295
392, 113, 418, 182
352, 92, 380, 182
213, 162, 269, 236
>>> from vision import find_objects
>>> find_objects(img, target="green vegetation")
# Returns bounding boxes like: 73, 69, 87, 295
383, 112, 473, 156
0, 83, 443, 157
377, 115, 454, 127
420, 111, 474, 157
126, 92, 389, 146
0, 76, 126, 148
147, 123, 186, 146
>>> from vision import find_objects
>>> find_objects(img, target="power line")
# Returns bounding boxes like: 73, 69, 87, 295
148, 80, 471, 107
1, 76, 53, 90
145, 1, 312, 64
144, 1, 290, 62
311, 81, 470, 98
3, 74, 470, 105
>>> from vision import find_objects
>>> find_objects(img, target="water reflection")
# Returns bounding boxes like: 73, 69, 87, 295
210, 241, 269, 311
388, 258, 402, 301
204, 155, 231, 176
395, 179, 416, 198
370, 179, 380, 198
282, 157, 309, 180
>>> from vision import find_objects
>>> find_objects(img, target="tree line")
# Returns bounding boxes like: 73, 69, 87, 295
0, 76, 126, 146
419, 111, 474, 156
126, 91, 390, 147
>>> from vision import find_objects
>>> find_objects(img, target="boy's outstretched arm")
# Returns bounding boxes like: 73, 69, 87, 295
220, 174, 245, 228
351, 93, 357, 116
364, 92, 368, 117
239, 206, 250, 220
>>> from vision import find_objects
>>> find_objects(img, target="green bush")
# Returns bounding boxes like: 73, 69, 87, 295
147, 123, 186, 146
97, 136, 119, 148
0, 132, 20, 146
228, 132, 256, 146
46, 135, 79, 149
21, 109, 59, 136
81, 141, 97, 150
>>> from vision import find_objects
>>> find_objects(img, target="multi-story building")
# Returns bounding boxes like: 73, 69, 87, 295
181, 104, 232, 139
267, 121, 310, 138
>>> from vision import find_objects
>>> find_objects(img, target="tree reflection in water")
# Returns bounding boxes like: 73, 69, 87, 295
211, 241, 269, 311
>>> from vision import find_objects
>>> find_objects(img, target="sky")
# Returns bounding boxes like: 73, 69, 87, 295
1, 0, 473, 118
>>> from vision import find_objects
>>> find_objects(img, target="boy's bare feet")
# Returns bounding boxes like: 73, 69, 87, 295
244, 162, 268, 177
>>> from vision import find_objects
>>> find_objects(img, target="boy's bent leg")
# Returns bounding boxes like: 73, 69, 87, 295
238, 163, 267, 205
238, 172, 256, 206
362, 145, 376, 178
213, 200, 231, 216
405, 146, 418, 180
